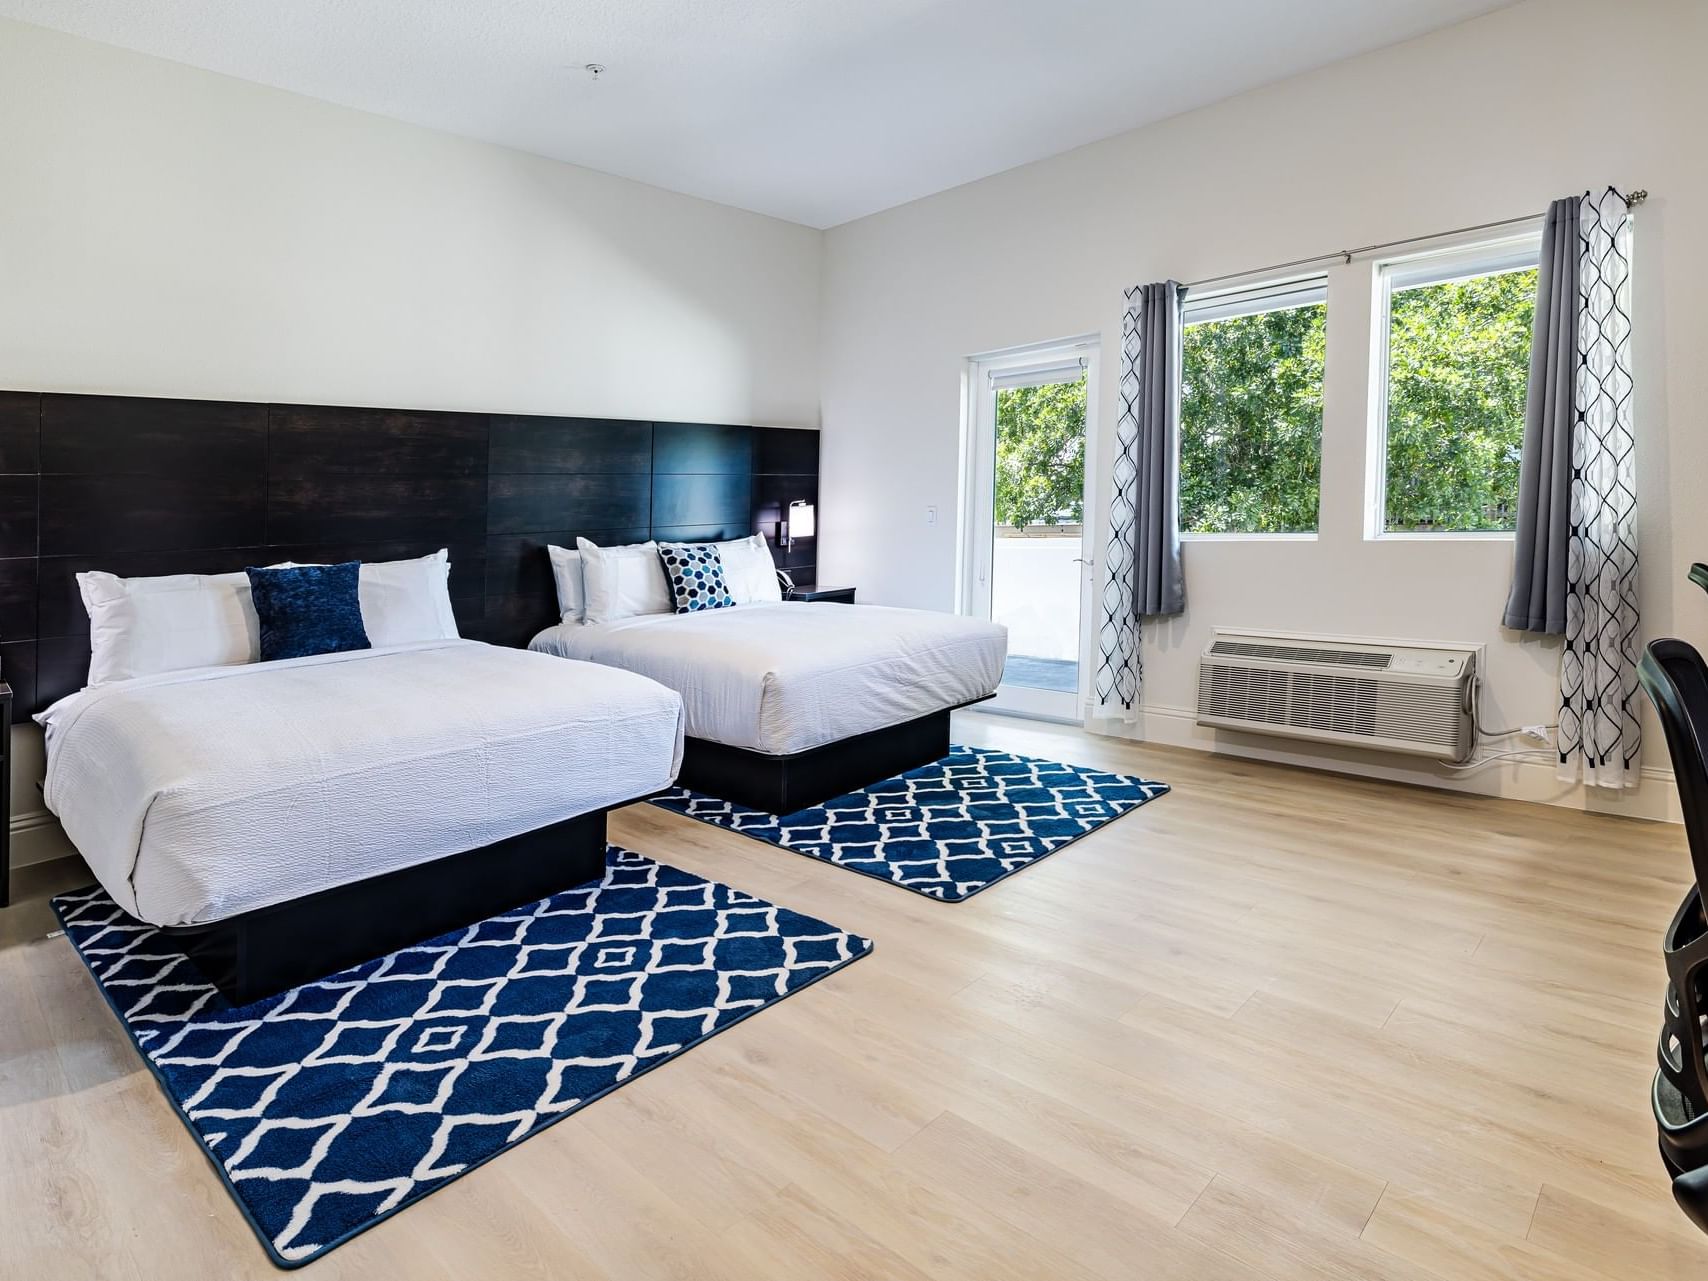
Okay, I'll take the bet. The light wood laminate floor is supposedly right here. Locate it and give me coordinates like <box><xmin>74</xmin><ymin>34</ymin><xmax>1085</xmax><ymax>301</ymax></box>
<box><xmin>3</xmin><ymin>713</ymin><xmax>1705</xmax><ymax>1280</ymax></box>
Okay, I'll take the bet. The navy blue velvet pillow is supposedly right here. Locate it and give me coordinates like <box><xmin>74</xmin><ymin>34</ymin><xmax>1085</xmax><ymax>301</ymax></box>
<box><xmin>245</xmin><ymin>561</ymin><xmax>371</xmax><ymax>662</ymax></box>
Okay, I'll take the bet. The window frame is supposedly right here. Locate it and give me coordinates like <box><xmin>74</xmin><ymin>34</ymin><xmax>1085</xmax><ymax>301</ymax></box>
<box><xmin>959</xmin><ymin>335</ymin><xmax>1102</xmax><ymax>722</ymax></box>
<box><xmin>1178</xmin><ymin>273</ymin><xmax>1329</xmax><ymax>542</ymax></box>
<box><xmin>1365</xmin><ymin>233</ymin><xmax>1542</xmax><ymax>541</ymax></box>
<box><xmin>958</xmin><ymin>335</ymin><xmax>1101</xmax><ymax>616</ymax></box>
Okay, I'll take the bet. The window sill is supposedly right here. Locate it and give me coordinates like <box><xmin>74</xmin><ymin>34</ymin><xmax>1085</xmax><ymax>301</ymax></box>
<box><xmin>1180</xmin><ymin>532</ymin><xmax>1318</xmax><ymax>543</ymax></box>
<box><xmin>1370</xmin><ymin>531</ymin><xmax>1516</xmax><ymax>542</ymax></box>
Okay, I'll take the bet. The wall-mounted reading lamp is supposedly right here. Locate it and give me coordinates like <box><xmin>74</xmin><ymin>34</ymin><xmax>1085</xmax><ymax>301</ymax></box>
<box><xmin>784</xmin><ymin>500</ymin><xmax>815</xmax><ymax>549</ymax></box>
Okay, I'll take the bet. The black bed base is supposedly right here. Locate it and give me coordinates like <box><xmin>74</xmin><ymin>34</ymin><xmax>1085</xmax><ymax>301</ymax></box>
<box><xmin>162</xmin><ymin>808</ymin><xmax>613</xmax><ymax>1005</ymax></box>
<box><xmin>678</xmin><ymin>704</ymin><xmax>966</xmax><ymax>815</ymax></box>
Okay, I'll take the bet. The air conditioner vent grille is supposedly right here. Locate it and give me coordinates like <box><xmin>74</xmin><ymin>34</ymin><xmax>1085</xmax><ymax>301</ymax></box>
<box><xmin>1208</xmin><ymin>639</ymin><xmax>1392</xmax><ymax>669</ymax></box>
<box><xmin>1199</xmin><ymin>668</ymin><xmax>1462</xmax><ymax>746</ymax></box>
<box><xmin>1196</xmin><ymin>632</ymin><xmax>1476</xmax><ymax>762</ymax></box>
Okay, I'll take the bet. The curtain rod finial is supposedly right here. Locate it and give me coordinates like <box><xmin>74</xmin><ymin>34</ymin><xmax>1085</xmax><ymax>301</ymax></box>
<box><xmin>1627</xmin><ymin>189</ymin><xmax>1648</xmax><ymax>206</ymax></box>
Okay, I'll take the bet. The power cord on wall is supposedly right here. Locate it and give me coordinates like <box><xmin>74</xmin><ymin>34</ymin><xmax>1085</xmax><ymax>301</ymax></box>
<box><xmin>1437</xmin><ymin>677</ymin><xmax>1558</xmax><ymax>774</ymax></box>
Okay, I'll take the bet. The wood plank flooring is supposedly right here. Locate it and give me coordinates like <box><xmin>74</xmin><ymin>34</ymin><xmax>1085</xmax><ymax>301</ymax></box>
<box><xmin>2</xmin><ymin>713</ymin><xmax>1705</xmax><ymax>1280</ymax></box>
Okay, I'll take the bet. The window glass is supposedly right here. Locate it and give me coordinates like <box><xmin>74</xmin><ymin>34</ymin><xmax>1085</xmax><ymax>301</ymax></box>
<box><xmin>1181</xmin><ymin>281</ymin><xmax>1326</xmax><ymax>534</ymax></box>
<box><xmin>1379</xmin><ymin>248</ymin><xmax>1538</xmax><ymax>533</ymax></box>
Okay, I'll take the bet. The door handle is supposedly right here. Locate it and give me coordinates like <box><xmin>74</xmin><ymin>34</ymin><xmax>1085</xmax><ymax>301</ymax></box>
<box><xmin>1073</xmin><ymin>557</ymin><xmax>1095</xmax><ymax>566</ymax></box>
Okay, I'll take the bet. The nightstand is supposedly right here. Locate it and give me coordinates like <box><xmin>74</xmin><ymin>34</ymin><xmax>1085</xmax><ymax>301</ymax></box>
<box><xmin>0</xmin><ymin>680</ymin><xmax>10</xmax><ymax>908</ymax></box>
<box><xmin>789</xmin><ymin>585</ymin><xmax>856</xmax><ymax>604</ymax></box>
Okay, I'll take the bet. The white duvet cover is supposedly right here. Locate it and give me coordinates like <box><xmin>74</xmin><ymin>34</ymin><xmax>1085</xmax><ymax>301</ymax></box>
<box><xmin>529</xmin><ymin>602</ymin><xmax>1007</xmax><ymax>756</ymax></box>
<box><xmin>38</xmin><ymin>640</ymin><xmax>685</xmax><ymax>927</ymax></box>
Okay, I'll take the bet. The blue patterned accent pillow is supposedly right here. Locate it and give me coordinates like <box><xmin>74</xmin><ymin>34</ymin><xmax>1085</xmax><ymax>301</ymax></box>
<box><xmin>656</xmin><ymin>542</ymin><xmax>737</xmax><ymax>614</ymax></box>
<box><xmin>245</xmin><ymin>561</ymin><xmax>372</xmax><ymax>662</ymax></box>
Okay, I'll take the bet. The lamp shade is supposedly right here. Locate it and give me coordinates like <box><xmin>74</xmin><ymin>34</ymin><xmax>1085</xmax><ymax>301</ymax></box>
<box><xmin>788</xmin><ymin>500</ymin><xmax>816</xmax><ymax>540</ymax></box>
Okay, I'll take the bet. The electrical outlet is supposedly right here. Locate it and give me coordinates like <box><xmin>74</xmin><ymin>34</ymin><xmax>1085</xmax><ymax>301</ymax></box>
<box><xmin>1522</xmin><ymin>724</ymin><xmax>1552</xmax><ymax>744</ymax></box>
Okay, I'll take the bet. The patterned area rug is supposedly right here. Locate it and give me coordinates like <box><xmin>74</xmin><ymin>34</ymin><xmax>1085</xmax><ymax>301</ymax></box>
<box><xmin>651</xmin><ymin>745</ymin><xmax>1169</xmax><ymax>901</ymax></box>
<box><xmin>53</xmin><ymin>848</ymin><xmax>870</xmax><ymax>1268</ymax></box>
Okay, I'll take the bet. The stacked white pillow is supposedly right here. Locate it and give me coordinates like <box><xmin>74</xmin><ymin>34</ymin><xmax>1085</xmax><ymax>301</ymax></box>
<box><xmin>555</xmin><ymin>532</ymin><xmax>782</xmax><ymax>624</ymax></box>
<box><xmin>78</xmin><ymin>570</ymin><xmax>262</xmax><ymax>687</ymax></box>
<box><xmin>574</xmin><ymin>538</ymin><xmax>673</xmax><ymax>624</ymax></box>
<box><xmin>77</xmin><ymin>549</ymin><xmax>460</xmax><ymax>686</ymax></box>
<box><xmin>716</xmin><ymin>532</ymin><xmax>784</xmax><ymax>605</ymax></box>
<box><xmin>546</xmin><ymin>543</ymin><xmax>588</xmax><ymax>622</ymax></box>
<box><xmin>347</xmin><ymin>549</ymin><xmax>460</xmax><ymax>648</ymax></box>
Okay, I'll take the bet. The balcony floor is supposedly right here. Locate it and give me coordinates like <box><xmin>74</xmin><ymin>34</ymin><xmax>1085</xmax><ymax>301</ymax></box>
<box><xmin>1002</xmin><ymin>654</ymin><xmax>1078</xmax><ymax>693</ymax></box>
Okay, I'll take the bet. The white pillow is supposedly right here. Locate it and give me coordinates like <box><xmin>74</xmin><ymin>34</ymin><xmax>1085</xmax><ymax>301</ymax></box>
<box><xmin>715</xmin><ymin>532</ymin><xmax>783</xmax><ymax>605</ymax></box>
<box><xmin>272</xmin><ymin>550</ymin><xmax>459</xmax><ymax>646</ymax></box>
<box><xmin>78</xmin><ymin>570</ymin><xmax>261</xmax><ymax>686</ymax></box>
<box><xmin>356</xmin><ymin>550</ymin><xmax>459</xmax><ymax>646</ymax></box>
<box><xmin>546</xmin><ymin>544</ymin><xmax>586</xmax><ymax>623</ymax></box>
<box><xmin>576</xmin><ymin>538</ymin><xmax>672</xmax><ymax>623</ymax></box>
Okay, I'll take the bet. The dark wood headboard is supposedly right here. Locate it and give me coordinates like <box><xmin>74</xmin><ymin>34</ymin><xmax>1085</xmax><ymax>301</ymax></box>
<box><xmin>0</xmin><ymin>391</ymin><xmax>819</xmax><ymax>714</ymax></box>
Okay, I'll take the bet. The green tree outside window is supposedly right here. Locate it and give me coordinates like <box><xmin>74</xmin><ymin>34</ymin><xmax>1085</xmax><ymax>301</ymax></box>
<box><xmin>994</xmin><ymin>378</ymin><xmax>1086</xmax><ymax>528</ymax></box>
<box><xmin>989</xmin><ymin>266</ymin><xmax>1535</xmax><ymax>537</ymax></box>
<box><xmin>1181</xmin><ymin>302</ymin><xmax>1326</xmax><ymax>533</ymax></box>
<box><xmin>1383</xmin><ymin>268</ymin><xmax>1536</xmax><ymax>531</ymax></box>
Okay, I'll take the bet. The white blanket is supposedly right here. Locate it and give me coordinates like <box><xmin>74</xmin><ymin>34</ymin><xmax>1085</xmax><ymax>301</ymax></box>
<box><xmin>529</xmin><ymin>602</ymin><xmax>1006</xmax><ymax>755</ymax></box>
<box><xmin>37</xmin><ymin>640</ymin><xmax>684</xmax><ymax>927</ymax></box>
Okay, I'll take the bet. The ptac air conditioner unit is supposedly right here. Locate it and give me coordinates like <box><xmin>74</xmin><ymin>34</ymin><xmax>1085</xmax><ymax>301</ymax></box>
<box><xmin>1196</xmin><ymin>630</ymin><xmax>1476</xmax><ymax>762</ymax></box>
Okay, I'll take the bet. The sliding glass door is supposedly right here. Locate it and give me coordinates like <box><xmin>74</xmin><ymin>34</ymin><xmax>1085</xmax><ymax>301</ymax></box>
<box><xmin>964</xmin><ymin>340</ymin><xmax>1099</xmax><ymax>722</ymax></box>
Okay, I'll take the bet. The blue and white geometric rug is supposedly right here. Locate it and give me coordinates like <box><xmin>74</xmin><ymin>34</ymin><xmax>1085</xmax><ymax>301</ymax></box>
<box><xmin>650</xmin><ymin>745</ymin><xmax>1169</xmax><ymax>901</ymax></box>
<box><xmin>52</xmin><ymin>847</ymin><xmax>870</xmax><ymax>1269</ymax></box>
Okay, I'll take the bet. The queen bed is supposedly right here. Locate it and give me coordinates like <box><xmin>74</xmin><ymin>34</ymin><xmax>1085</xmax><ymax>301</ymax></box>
<box><xmin>41</xmin><ymin>639</ymin><xmax>682</xmax><ymax>926</ymax></box>
<box><xmin>39</xmin><ymin>582</ymin><xmax>684</xmax><ymax>1002</ymax></box>
<box><xmin>530</xmin><ymin>597</ymin><xmax>1006</xmax><ymax>812</ymax></box>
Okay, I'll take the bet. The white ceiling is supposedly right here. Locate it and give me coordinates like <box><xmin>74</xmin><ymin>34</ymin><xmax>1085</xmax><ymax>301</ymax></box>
<box><xmin>1</xmin><ymin>0</ymin><xmax>1515</xmax><ymax>228</ymax></box>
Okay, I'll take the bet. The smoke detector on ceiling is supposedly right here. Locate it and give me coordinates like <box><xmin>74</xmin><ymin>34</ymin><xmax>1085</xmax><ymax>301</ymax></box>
<box><xmin>583</xmin><ymin>63</ymin><xmax>607</xmax><ymax>82</ymax></box>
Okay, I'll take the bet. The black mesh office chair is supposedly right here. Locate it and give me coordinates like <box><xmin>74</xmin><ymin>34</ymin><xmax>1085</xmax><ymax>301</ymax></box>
<box><xmin>1637</xmin><ymin>636</ymin><xmax>1708</xmax><ymax>1230</ymax></box>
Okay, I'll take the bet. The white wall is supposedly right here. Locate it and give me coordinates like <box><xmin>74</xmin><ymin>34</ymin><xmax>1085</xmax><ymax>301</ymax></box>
<box><xmin>819</xmin><ymin>0</ymin><xmax>1708</xmax><ymax>818</ymax></box>
<box><xmin>0</xmin><ymin>20</ymin><xmax>821</xmax><ymax>421</ymax></box>
<box><xmin>0</xmin><ymin>18</ymin><xmax>824</xmax><ymax>862</ymax></box>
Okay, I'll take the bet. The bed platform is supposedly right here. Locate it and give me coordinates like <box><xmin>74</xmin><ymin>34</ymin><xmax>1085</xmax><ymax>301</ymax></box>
<box><xmin>163</xmin><ymin>806</ymin><xmax>617</xmax><ymax>1004</ymax></box>
<box><xmin>680</xmin><ymin>706</ymin><xmax>952</xmax><ymax>815</ymax></box>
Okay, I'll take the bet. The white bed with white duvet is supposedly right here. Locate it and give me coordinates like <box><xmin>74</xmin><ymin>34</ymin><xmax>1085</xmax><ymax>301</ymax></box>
<box><xmin>529</xmin><ymin>602</ymin><xmax>1004</xmax><ymax>756</ymax></box>
<box><xmin>37</xmin><ymin>547</ymin><xmax>687</xmax><ymax>1005</ymax></box>
<box><xmin>530</xmin><ymin>533</ymin><xmax>1006</xmax><ymax>812</ymax></box>
<box><xmin>40</xmin><ymin>639</ymin><xmax>683</xmax><ymax>929</ymax></box>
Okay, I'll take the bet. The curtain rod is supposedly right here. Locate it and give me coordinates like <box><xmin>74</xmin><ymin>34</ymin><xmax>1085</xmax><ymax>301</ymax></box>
<box><xmin>1182</xmin><ymin>187</ymin><xmax>1647</xmax><ymax>292</ymax></box>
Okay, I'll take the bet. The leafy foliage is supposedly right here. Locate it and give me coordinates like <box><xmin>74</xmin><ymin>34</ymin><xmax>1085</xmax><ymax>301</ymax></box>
<box><xmin>1383</xmin><ymin>268</ymin><xmax>1536</xmax><ymax>531</ymax></box>
<box><xmin>994</xmin><ymin>379</ymin><xmax>1086</xmax><ymax>527</ymax></box>
<box><xmin>993</xmin><ymin>267</ymin><xmax>1536</xmax><ymax>537</ymax></box>
<box><xmin>1180</xmin><ymin>302</ymin><xmax>1326</xmax><ymax>533</ymax></box>
<box><xmin>1178</xmin><ymin>266</ymin><xmax>1536</xmax><ymax>535</ymax></box>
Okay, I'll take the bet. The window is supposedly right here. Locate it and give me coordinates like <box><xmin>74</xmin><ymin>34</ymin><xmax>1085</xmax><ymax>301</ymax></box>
<box><xmin>1180</xmin><ymin>278</ymin><xmax>1326</xmax><ymax>535</ymax></box>
<box><xmin>1375</xmin><ymin>239</ymin><xmax>1539</xmax><ymax>534</ymax></box>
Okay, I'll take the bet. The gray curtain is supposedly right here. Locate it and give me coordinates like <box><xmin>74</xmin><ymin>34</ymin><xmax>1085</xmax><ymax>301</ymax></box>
<box><xmin>1501</xmin><ymin>197</ymin><xmax>1580</xmax><ymax>633</ymax></box>
<box><xmin>1095</xmin><ymin>280</ymin><xmax>1186</xmax><ymax>719</ymax></box>
<box><xmin>1132</xmin><ymin>281</ymin><xmax>1187</xmax><ymax>617</ymax></box>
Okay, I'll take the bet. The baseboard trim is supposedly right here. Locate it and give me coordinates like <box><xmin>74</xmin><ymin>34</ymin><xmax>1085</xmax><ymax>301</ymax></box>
<box><xmin>1084</xmin><ymin>701</ymin><xmax>1681</xmax><ymax>824</ymax></box>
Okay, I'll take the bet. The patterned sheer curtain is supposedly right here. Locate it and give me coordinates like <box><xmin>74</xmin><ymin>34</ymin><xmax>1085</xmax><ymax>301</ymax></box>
<box><xmin>1095</xmin><ymin>282</ymin><xmax>1186</xmax><ymax>722</ymax></box>
<box><xmin>1557</xmin><ymin>187</ymin><xmax>1639</xmax><ymax>787</ymax></box>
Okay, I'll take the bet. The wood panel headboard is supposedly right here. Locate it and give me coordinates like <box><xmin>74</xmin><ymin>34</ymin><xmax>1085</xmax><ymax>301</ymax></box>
<box><xmin>0</xmin><ymin>391</ymin><xmax>820</xmax><ymax>714</ymax></box>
